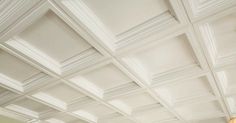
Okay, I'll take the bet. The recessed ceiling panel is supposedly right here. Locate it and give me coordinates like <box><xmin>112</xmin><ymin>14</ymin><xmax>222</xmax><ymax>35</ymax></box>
<box><xmin>132</xmin><ymin>106</ymin><xmax>176</xmax><ymax>123</ymax></box>
<box><xmin>175</xmin><ymin>101</ymin><xmax>224</xmax><ymax>120</ymax></box>
<box><xmin>121</xmin><ymin>34</ymin><xmax>200</xmax><ymax>85</ymax></box>
<box><xmin>0</xmin><ymin>87</ymin><xmax>19</xmax><ymax>105</ymax></box>
<box><xmin>44</xmin><ymin>112</ymin><xmax>87</xmax><ymax>123</ymax></box>
<box><xmin>68</xmin><ymin>62</ymin><xmax>140</xmax><ymax>98</ymax></box>
<box><xmin>211</xmin><ymin>14</ymin><xmax>236</xmax><ymax>58</ymax></box>
<box><xmin>18</xmin><ymin>11</ymin><xmax>92</xmax><ymax>63</ymax></box>
<box><xmin>195</xmin><ymin>8</ymin><xmax>236</xmax><ymax>67</ymax></box>
<box><xmin>5</xmin><ymin>97</ymin><xmax>57</xmax><ymax>119</ymax></box>
<box><xmin>32</xmin><ymin>82</ymin><xmax>88</xmax><ymax>110</ymax></box>
<box><xmin>82</xmin><ymin>0</ymin><xmax>169</xmax><ymax>35</ymax></box>
<box><xmin>0</xmin><ymin>49</ymin><xmax>51</xmax><ymax>92</ymax></box>
<box><xmin>108</xmin><ymin>91</ymin><xmax>158</xmax><ymax>114</ymax></box>
<box><xmin>154</xmin><ymin>76</ymin><xmax>215</xmax><ymax>106</ymax></box>
<box><xmin>5</xmin><ymin>10</ymin><xmax>104</xmax><ymax>75</ymax></box>
<box><xmin>60</xmin><ymin>0</ymin><xmax>186</xmax><ymax>50</ymax></box>
<box><xmin>72</xmin><ymin>103</ymin><xmax>115</xmax><ymax>123</ymax></box>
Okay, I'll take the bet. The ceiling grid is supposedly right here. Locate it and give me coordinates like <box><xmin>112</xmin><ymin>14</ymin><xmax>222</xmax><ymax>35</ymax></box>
<box><xmin>0</xmin><ymin>0</ymin><xmax>236</xmax><ymax>123</ymax></box>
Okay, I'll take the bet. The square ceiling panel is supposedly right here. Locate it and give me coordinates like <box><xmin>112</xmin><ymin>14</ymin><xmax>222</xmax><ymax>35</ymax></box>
<box><xmin>132</xmin><ymin>105</ymin><xmax>176</xmax><ymax>123</ymax></box>
<box><xmin>4</xmin><ymin>97</ymin><xmax>57</xmax><ymax>119</ymax></box>
<box><xmin>154</xmin><ymin>75</ymin><xmax>216</xmax><ymax>106</ymax></box>
<box><xmin>59</xmin><ymin>0</ymin><xmax>187</xmax><ymax>50</ymax></box>
<box><xmin>120</xmin><ymin>32</ymin><xmax>204</xmax><ymax>85</ymax></box>
<box><xmin>72</xmin><ymin>102</ymin><xmax>115</xmax><ymax>123</ymax></box>
<box><xmin>175</xmin><ymin>100</ymin><xmax>225</xmax><ymax>121</ymax></box>
<box><xmin>195</xmin><ymin>8</ymin><xmax>236</xmax><ymax>67</ymax></box>
<box><xmin>0</xmin><ymin>49</ymin><xmax>51</xmax><ymax>93</ymax></box>
<box><xmin>31</xmin><ymin>82</ymin><xmax>89</xmax><ymax>111</ymax></box>
<box><xmin>68</xmin><ymin>61</ymin><xmax>140</xmax><ymax>99</ymax></box>
<box><xmin>108</xmin><ymin>91</ymin><xmax>159</xmax><ymax>115</ymax></box>
<box><xmin>82</xmin><ymin>0</ymin><xmax>169</xmax><ymax>35</ymax></box>
<box><xmin>4</xmin><ymin>10</ymin><xmax>105</xmax><ymax>75</ymax></box>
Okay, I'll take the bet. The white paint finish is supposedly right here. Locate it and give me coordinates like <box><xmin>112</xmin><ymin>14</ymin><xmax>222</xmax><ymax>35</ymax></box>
<box><xmin>121</xmin><ymin>33</ymin><xmax>200</xmax><ymax>85</ymax></box>
<box><xmin>37</xmin><ymin>82</ymin><xmax>85</xmax><ymax>103</ymax></box>
<box><xmin>155</xmin><ymin>76</ymin><xmax>214</xmax><ymax>105</ymax></box>
<box><xmin>175</xmin><ymin>101</ymin><xmax>224</xmax><ymax>120</ymax></box>
<box><xmin>68</xmin><ymin>63</ymin><xmax>138</xmax><ymax>98</ymax></box>
<box><xmin>101</xmin><ymin>115</ymin><xmax>135</xmax><ymax>123</ymax></box>
<box><xmin>0</xmin><ymin>87</ymin><xmax>19</xmax><ymax>105</ymax></box>
<box><xmin>211</xmin><ymin>13</ymin><xmax>236</xmax><ymax>57</ymax></box>
<box><xmin>227</xmin><ymin>95</ymin><xmax>236</xmax><ymax>114</ymax></box>
<box><xmin>182</xmin><ymin>0</ymin><xmax>236</xmax><ymax>21</ymax></box>
<box><xmin>192</xmin><ymin>117</ymin><xmax>227</xmax><ymax>123</ymax></box>
<box><xmin>32</xmin><ymin>82</ymin><xmax>89</xmax><ymax>110</ymax></box>
<box><xmin>9</xmin><ymin>98</ymin><xmax>51</xmax><ymax>114</ymax></box>
<box><xmin>73</xmin><ymin>103</ymin><xmax>115</xmax><ymax>122</ymax></box>
<box><xmin>0</xmin><ymin>107</ymin><xmax>30</xmax><ymax>122</ymax></box>
<box><xmin>78</xmin><ymin>64</ymin><xmax>132</xmax><ymax>90</ymax></box>
<box><xmin>217</xmin><ymin>66</ymin><xmax>236</xmax><ymax>95</ymax></box>
<box><xmin>44</xmin><ymin>113</ymin><xmax>81</xmax><ymax>123</ymax></box>
<box><xmin>109</xmin><ymin>92</ymin><xmax>157</xmax><ymax>114</ymax></box>
<box><xmin>5</xmin><ymin>98</ymin><xmax>57</xmax><ymax>119</ymax></box>
<box><xmin>194</xmin><ymin>7</ymin><xmax>236</xmax><ymax>69</ymax></box>
<box><xmin>0</xmin><ymin>0</ymin><xmax>235</xmax><ymax>123</ymax></box>
<box><xmin>131</xmin><ymin>35</ymin><xmax>196</xmax><ymax>74</ymax></box>
<box><xmin>0</xmin><ymin>50</ymin><xmax>40</xmax><ymax>84</ymax></box>
<box><xmin>18</xmin><ymin>11</ymin><xmax>91</xmax><ymax>63</ymax></box>
<box><xmin>82</xmin><ymin>0</ymin><xmax>169</xmax><ymax>35</ymax></box>
<box><xmin>133</xmin><ymin>107</ymin><xmax>175</xmax><ymax>123</ymax></box>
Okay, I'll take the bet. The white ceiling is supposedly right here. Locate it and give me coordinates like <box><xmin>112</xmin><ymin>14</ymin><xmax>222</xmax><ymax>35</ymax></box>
<box><xmin>0</xmin><ymin>0</ymin><xmax>236</xmax><ymax>123</ymax></box>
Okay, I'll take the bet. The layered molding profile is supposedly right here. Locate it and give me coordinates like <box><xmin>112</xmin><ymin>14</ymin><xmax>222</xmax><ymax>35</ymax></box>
<box><xmin>0</xmin><ymin>48</ymin><xmax>52</xmax><ymax>93</ymax></box>
<box><xmin>182</xmin><ymin>0</ymin><xmax>236</xmax><ymax>21</ymax></box>
<box><xmin>117</xmin><ymin>28</ymin><xmax>208</xmax><ymax>86</ymax></box>
<box><xmin>31</xmin><ymin>82</ymin><xmax>91</xmax><ymax>111</ymax></box>
<box><xmin>0</xmin><ymin>1</ymin><xmax>109</xmax><ymax>75</ymax></box>
<box><xmin>0</xmin><ymin>0</ymin><xmax>235</xmax><ymax>123</ymax></box>
<box><xmin>194</xmin><ymin>6</ymin><xmax>236</xmax><ymax>68</ymax></box>
<box><xmin>67</xmin><ymin>60</ymin><xmax>141</xmax><ymax>99</ymax></box>
<box><xmin>3</xmin><ymin>97</ymin><xmax>58</xmax><ymax>120</ymax></box>
<box><xmin>54</xmin><ymin>0</ymin><xmax>188</xmax><ymax>51</ymax></box>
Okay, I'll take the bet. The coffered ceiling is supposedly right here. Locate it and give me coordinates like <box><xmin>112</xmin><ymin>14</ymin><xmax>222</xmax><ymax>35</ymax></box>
<box><xmin>0</xmin><ymin>0</ymin><xmax>236</xmax><ymax>123</ymax></box>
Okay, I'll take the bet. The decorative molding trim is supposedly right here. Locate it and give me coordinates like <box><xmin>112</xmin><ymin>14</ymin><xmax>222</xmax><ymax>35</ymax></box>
<box><xmin>194</xmin><ymin>7</ymin><xmax>236</xmax><ymax>68</ymax></box>
<box><xmin>0</xmin><ymin>72</ymin><xmax>50</xmax><ymax>93</ymax></box>
<box><xmin>5</xmin><ymin>104</ymin><xmax>39</xmax><ymax>118</ymax></box>
<box><xmin>182</xmin><ymin>0</ymin><xmax>236</xmax><ymax>22</ymax></box>
<box><xmin>0</xmin><ymin>1</ymin><xmax>109</xmax><ymax>76</ymax></box>
<box><xmin>6</xmin><ymin>37</ymin><xmax>103</xmax><ymax>75</ymax></box>
<box><xmin>118</xmin><ymin>28</ymin><xmax>208</xmax><ymax>86</ymax></box>
<box><xmin>56</xmin><ymin>0</ymin><xmax>188</xmax><ymax>51</ymax></box>
<box><xmin>32</xmin><ymin>92</ymin><xmax>67</xmax><ymax>110</ymax></box>
<box><xmin>0</xmin><ymin>0</ymin><xmax>42</xmax><ymax>34</ymax></box>
<box><xmin>0</xmin><ymin>107</ymin><xmax>30</xmax><ymax>122</ymax></box>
